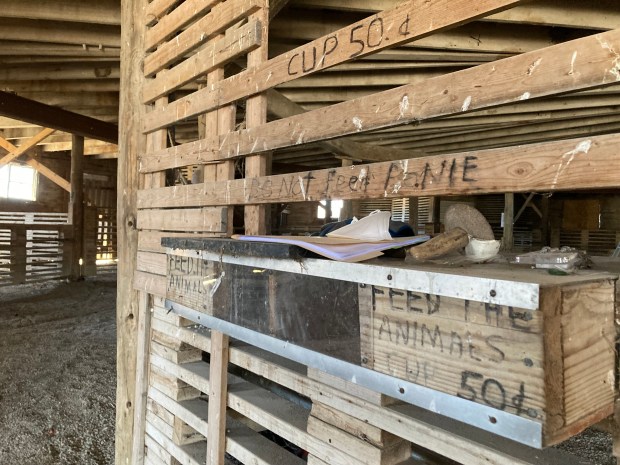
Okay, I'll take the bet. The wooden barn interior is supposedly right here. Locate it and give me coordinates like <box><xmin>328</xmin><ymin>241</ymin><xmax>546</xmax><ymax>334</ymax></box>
<box><xmin>1</xmin><ymin>1</ymin><xmax>620</xmax><ymax>464</ymax></box>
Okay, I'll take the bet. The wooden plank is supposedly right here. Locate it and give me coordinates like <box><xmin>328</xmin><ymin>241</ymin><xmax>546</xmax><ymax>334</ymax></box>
<box><xmin>244</xmin><ymin>3</ymin><xmax>270</xmax><ymax>236</ymax></box>
<box><xmin>143</xmin><ymin>19</ymin><xmax>263</xmax><ymax>104</ymax></box>
<box><xmin>307</xmin><ymin>415</ymin><xmax>411</xmax><ymax>465</ymax></box>
<box><xmin>266</xmin><ymin>88</ymin><xmax>426</xmax><ymax>163</ymax></box>
<box><xmin>206</xmin><ymin>331</ymin><xmax>229</xmax><ymax>465</ymax></box>
<box><xmin>131</xmin><ymin>292</ymin><xmax>153</xmax><ymax>465</ymax></box>
<box><xmin>143</xmin><ymin>0</ymin><xmax>261</xmax><ymax>77</ymax></box>
<box><xmin>0</xmin><ymin>92</ymin><xmax>117</xmax><ymax>143</ymax></box>
<box><xmin>310</xmin><ymin>402</ymin><xmax>402</xmax><ymax>449</ymax></box>
<box><xmin>148</xmin><ymin>387</ymin><xmax>307</xmax><ymax>465</ymax></box>
<box><xmin>0</xmin><ymin>127</ymin><xmax>55</xmax><ymax>167</ymax></box>
<box><xmin>138</xmin><ymin>133</ymin><xmax>620</xmax><ymax>209</ymax></box>
<box><xmin>145</xmin><ymin>0</ymin><xmax>220</xmax><ymax>51</ymax></box>
<box><xmin>145</xmin><ymin>0</ymin><xmax>180</xmax><ymax>26</ymax></box>
<box><xmin>142</xmin><ymin>28</ymin><xmax>620</xmax><ymax>163</ymax></box>
<box><xmin>219</xmin><ymin>29</ymin><xmax>620</xmax><ymax>158</ymax></box>
<box><xmin>134</xmin><ymin>270</ymin><xmax>167</xmax><ymax>297</ymax></box>
<box><xmin>137</xmin><ymin>251</ymin><xmax>168</xmax><ymax>275</ymax></box>
<box><xmin>547</xmin><ymin>281</ymin><xmax>616</xmax><ymax>444</ymax></box>
<box><xmin>150</xmin><ymin>340</ymin><xmax>203</xmax><ymax>365</ymax></box>
<box><xmin>142</xmin><ymin>0</ymin><xmax>529</xmax><ymax>131</ymax></box>
<box><xmin>116</xmin><ymin>0</ymin><xmax>148</xmax><ymax>458</ymax></box>
<box><xmin>137</xmin><ymin>207</ymin><xmax>227</xmax><ymax>232</ymax></box>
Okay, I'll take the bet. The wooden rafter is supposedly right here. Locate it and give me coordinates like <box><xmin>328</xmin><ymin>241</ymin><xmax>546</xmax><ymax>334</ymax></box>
<box><xmin>0</xmin><ymin>127</ymin><xmax>56</xmax><ymax>167</ymax></box>
<box><xmin>0</xmin><ymin>91</ymin><xmax>118</xmax><ymax>143</ymax></box>
<box><xmin>267</xmin><ymin>88</ymin><xmax>425</xmax><ymax>162</ymax></box>
<box><xmin>0</xmin><ymin>129</ymin><xmax>71</xmax><ymax>192</ymax></box>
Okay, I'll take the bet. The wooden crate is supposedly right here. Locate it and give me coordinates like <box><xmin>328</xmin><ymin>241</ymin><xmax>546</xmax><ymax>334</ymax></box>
<box><xmin>359</xmin><ymin>270</ymin><xmax>616</xmax><ymax>447</ymax></box>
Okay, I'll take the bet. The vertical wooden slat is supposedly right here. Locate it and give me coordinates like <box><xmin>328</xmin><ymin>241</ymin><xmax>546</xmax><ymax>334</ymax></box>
<box><xmin>206</xmin><ymin>330</ymin><xmax>230</xmax><ymax>465</ymax></box>
<box><xmin>408</xmin><ymin>197</ymin><xmax>419</xmax><ymax>234</ymax></box>
<box><xmin>244</xmin><ymin>1</ymin><xmax>270</xmax><ymax>235</ymax></box>
<box><xmin>131</xmin><ymin>292</ymin><xmax>152</xmax><ymax>464</ymax></box>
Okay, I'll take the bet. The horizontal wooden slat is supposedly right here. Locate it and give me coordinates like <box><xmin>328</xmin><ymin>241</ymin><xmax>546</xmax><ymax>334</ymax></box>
<box><xmin>148</xmin><ymin>387</ymin><xmax>307</xmax><ymax>465</ymax></box>
<box><xmin>144</xmin><ymin>0</ymin><xmax>261</xmax><ymax>77</ymax></box>
<box><xmin>134</xmin><ymin>270</ymin><xmax>167</xmax><ymax>297</ymax></box>
<box><xmin>137</xmin><ymin>207</ymin><xmax>227</xmax><ymax>232</ymax></box>
<box><xmin>145</xmin><ymin>0</ymin><xmax>220</xmax><ymax>51</ymax></box>
<box><xmin>143</xmin><ymin>19</ymin><xmax>262</xmax><ymax>103</ymax></box>
<box><xmin>141</xmin><ymin>28</ymin><xmax>620</xmax><ymax>167</ymax></box>
<box><xmin>138</xmin><ymin>133</ymin><xmax>620</xmax><ymax>209</ymax></box>
<box><xmin>142</xmin><ymin>0</ymin><xmax>528</xmax><ymax>131</ymax></box>
<box><xmin>137</xmin><ymin>251</ymin><xmax>168</xmax><ymax>275</ymax></box>
<box><xmin>145</xmin><ymin>0</ymin><xmax>181</xmax><ymax>26</ymax></box>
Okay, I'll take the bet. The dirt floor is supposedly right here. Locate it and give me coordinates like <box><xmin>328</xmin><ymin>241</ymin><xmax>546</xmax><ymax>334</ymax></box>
<box><xmin>0</xmin><ymin>274</ymin><xmax>116</xmax><ymax>465</ymax></box>
<box><xmin>0</xmin><ymin>272</ymin><xmax>616</xmax><ymax>465</ymax></box>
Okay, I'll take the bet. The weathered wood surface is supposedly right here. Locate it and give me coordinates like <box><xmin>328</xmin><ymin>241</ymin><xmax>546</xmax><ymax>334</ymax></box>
<box><xmin>145</xmin><ymin>0</ymin><xmax>220</xmax><ymax>51</ymax></box>
<box><xmin>116</xmin><ymin>0</ymin><xmax>146</xmax><ymax>462</ymax></box>
<box><xmin>360</xmin><ymin>278</ymin><xmax>616</xmax><ymax>446</ymax></box>
<box><xmin>142</xmin><ymin>20</ymin><xmax>262</xmax><ymax>103</ymax></box>
<box><xmin>141</xmin><ymin>0</ymin><xmax>528</xmax><ymax>132</ymax></box>
<box><xmin>143</xmin><ymin>0</ymin><xmax>261</xmax><ymax>76</ymax></box>
<box><xmin>138</xmin><ymin>133</ymin><xmax>620</xmax><ymax>209</ymax></box>
<box><xmin>137</xmin><ymin>207</ymin><xmax>228</xmax><ymax>233</ymax></box>
<box><xmin>141</xmin><ymin>28</ymin><xmax>620</xmax><ymax>168</ymax></box>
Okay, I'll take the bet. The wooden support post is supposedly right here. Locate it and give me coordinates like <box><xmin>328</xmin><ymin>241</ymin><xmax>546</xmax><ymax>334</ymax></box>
<box><xmin>408</xmin><ymin>197</ymin><xmax>419</xmax><ymax>234</ymax></box>
<box><xmin>116</xmin><ymin>0</ymin><xmax>147</xmax><ymax>462</ymax></box>
<box><xmin>339</xmin><ymin>159</ymin><xmax>353</xmax><ymax>221</ymax></box>
<box><xmin>206</xmin><ymin>330</ymin><xmax>230</xmax><ymax>465</ymax></box>
<box><xmin>69</xmin><ymin>134</ymin><xmax>84</xmax><ymax>279</ymax></box>
<box><xmin>503</xmin><ymin>193</ymin><xmax>514</xmax><ymax>251</ymax></box>
<box><xmin>11</xmin><ymin>226</ymin><xmax>27</xmax><ymax>284</ymax></box>
<box><xmin>244</xmin><ymin>2</ymin><xmax>270</xmax><ymax>236</ymax></box>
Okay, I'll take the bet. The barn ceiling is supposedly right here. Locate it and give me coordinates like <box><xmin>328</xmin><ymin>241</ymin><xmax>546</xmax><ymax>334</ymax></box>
<box><xmin>0</xmin><ymin>0</ymin><xmax>618</xmax><ymax>169</ymax></box>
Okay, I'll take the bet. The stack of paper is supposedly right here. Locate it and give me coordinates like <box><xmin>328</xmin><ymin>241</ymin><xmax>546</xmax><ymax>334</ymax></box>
<box><xmin>233</xmin><ymin>235</ymin><xmax>430</xmax><ymax>262</ymax></box>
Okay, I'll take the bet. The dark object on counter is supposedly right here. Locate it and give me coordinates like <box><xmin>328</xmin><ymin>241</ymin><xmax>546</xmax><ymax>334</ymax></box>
<box><xmin>316</xmin><ymin>218</ymin><xmax>414</xmax><ymax>237</ymax></box>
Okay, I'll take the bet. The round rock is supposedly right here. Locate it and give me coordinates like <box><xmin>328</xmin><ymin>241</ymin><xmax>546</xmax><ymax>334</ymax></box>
<box><xmin>444</xmin><ymin>204</ymin><xmax>495</xmax><ymax>240</ymax></box>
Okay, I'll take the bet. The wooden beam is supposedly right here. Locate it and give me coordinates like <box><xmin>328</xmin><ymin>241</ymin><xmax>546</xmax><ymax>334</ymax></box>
<box><xmin>142</xmin><ymin>28</ymin><xmax>620</xmax><ymax>170</ymax></box>
<box><xmin>0</xmin><ymin>127</ymin><xmax>56</xmax><ymax>167</ymax></box>
<box><xmin>267</xmin><ymin>88</ymin><xmax>425</xmax><ymax>162</ymax></box>
<box><xmin>0</xmin><ymin>64</ymin><xmax>120</xmax><ymax>81</ymax></box>
<box><xmin>143</xmin><ymin>0</ymin><xmax>262</xmax><ymax>76</ymax></box>
<box><xmin>69</xmin><ymin>135</ymin><xmax>85</xmax><ymax>279</ymax></box>
<box><xmin>0</xmin><ymin>92</ymin><xmax>117</xmax><ymax>144</ymax></box>
<box><xmin>116</xmin><ymin>0</ymin><xmax>147</xmax><ymax>462</ymax></box>
<box><xmin>0</xmin><ymin>40</ymin><xmax>120</xmax><ymax>56</ymax></box>
<box><xmin>143</xmin><ymin>0</ymin><xmax>529</xmax><ymax>132</ymax></box>
<box><xmin>24</xmin><ymin>157</ymin><xmax>71</xmax><ymax>192</ymax></box>
<box><xmin>0</xmin><ymin>18</ymin><xmax>120</xmax><ymax>48</ymax></box>
<box><xmin>0</xmin><ymin>128</ymin><xmax>71</xmax><ymax>191</ymax></box>
<box><xmin>137</xmin><ymin>133</ymin><xmax>620</xmax><ymax>209</ymax></box>
<box><xmin>295</xmin><ymin>0</ymin><xmax>619</xmax><ymax>30</ymax></box>
<box><xmin>244</xmin><ymin>3</ymin><xmax>271</xmax><ymax>235</ymax></box>
<box><xmin>0</xmin><ymin>0</ymin><xmax>120</xmax><ymax>25</ymax></box>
